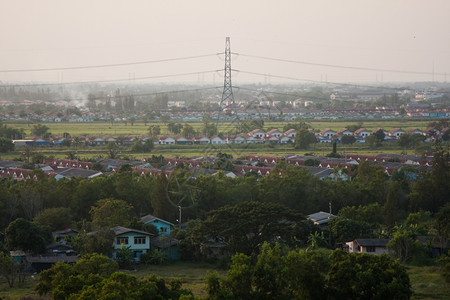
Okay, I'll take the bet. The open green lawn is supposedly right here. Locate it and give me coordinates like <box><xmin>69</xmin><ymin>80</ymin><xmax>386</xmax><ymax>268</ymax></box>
<box><xmin>408</xmin><ymin>265</ymin><xmax>450</xmax><ymax>300</ymax></box>
<box><xmin>131</xmin><ymin>262</ymin><xmax>227</xmax><ymax>298</ymax></box>
<box><xmin>0</xmin><ymin>276</ymin><xmax>47</xmax><ymax>300</ymax></box>
<box><xmin>0</xmin><ymin>263</ymin><xmax>447</xmax><ymax>299</ymax></box>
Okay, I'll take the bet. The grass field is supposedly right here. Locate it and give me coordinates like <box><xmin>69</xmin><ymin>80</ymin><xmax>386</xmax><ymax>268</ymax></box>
<box><xmin>407</xmin><ymin>265</ymin><xmax>450</xmax><ymax>299</ymax></box>
<box><xmin>0</xmin><ymin>262</ymin><xmax>446</xmax><ymax>299</ymax></box>
<box><xmin>2</xmin><ymin>140</ymin><xmax>426</xmax><ymax>163</ymax></box>
<box><xmin>5</xmin><ymin>119</ymin><xmax>432</xmax><ymax>138</ymax></box>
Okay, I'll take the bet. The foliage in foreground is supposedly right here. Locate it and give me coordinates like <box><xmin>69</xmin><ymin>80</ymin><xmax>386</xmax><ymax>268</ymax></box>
<box><xmin>206</xmin><ymin>243</ymin><xmax>412</xmax><ymax>300</ymax></box>
<box><xmin>35</xmin><ymin>253</ymin><xmax>192</xmax><ymax>300</ymax></box>
<box><xmin>438</xmin><ymin>252</ymin><xmax>450</xmax><ymax>283</ymax></box>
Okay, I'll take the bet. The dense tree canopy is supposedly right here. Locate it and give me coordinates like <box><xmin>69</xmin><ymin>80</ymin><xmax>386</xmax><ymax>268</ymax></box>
<box><xmin>35</xmin><ymin>253</ymin><xmax>191</xmax><ymax>299</ymax></box>
<box><xmin>0</xmin><ymin>146</ymin><xmax>447</xmax><ymax>267</ymax></box>
<box><xmin>294</xmin><ymin>128</ymin><xmax>317</xmax><ymax>149</ymax></box>
<box><xmin>5</xmin><ymin>218</ymin><xmax>52</xmax><ymax>253</ymax></box>
<box><xmin>206</xmin><ymin>243</ymin><xmax>412</xmax><ymax>300</ymax></box>
<box><xmin>0</xmin><ymin>137</ymin><xmax>14</xmax><ymax>153</ymax></box>
<box><xmin>195</xmin><ymin>201</ymin><xmax>302</xmax><ymax>256</ymax></box>
<box><xmin>31</xmin><ymin>123</ymin><xmax>51</xmax><ymax>138</ymax></box>
<box><xmin>89</xmin><ymin>198</ymin><xmax>134</xmax><ymax>229</ymax></box>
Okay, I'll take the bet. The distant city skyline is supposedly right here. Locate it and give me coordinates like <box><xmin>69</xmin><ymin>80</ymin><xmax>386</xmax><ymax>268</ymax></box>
<box><xmin>1</xmin><ymin>0</ymin><xmax>449</xmax><ymax>84</ymax></box>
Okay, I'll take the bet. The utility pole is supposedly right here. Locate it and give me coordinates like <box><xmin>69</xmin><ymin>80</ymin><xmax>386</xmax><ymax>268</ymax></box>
<box><xmin>178</xmin><ymin>205</ymin><xmax>182</xmax><ymax>229</ymax></box>
<box><xmin>220</xmin><ymin>37</ymin><xmax>235</xmax><ymax>113</ymax></box>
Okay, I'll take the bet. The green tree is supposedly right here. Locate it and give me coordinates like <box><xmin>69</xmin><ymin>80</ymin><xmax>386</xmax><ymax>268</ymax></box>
<box><xmin>115</xmin><ymin>245</ymin><xmax>134</xmax><ymax>269</ymax></box>
<box><xmin>202</xmin><ymin>122</ymin><xmax>218</xmax><ymax>137</ymax></box>
<box><xmin>401</xmin><ymin>133</ymin><xmax>426</xmax><ymax>150</ymax></box>
<box><xmin>72</xmin><ymin>229</ymin><xmax>115</xmax><ymax>256</ymax></box>
<box><xmin>5</xmin><ymin>218</ymin><xmax>52</xmax><ymax>253</ymax></box>
<box><xmin>168</xmin><ymin>122</ymin><xmax>182</xmax><ymax>134</ymax></box>
<box><xmin>294</xmin><ymin>128</ymin><xmax>316</xmax><ymax>149</ymax></box>
<box><xmin>0</xmin><ymin>137</ymin><xmax>14</xmax><ymax>152</ymax></box>
<box><xmin>31</xmin><ymin>123</ymin><xmax>51</xmax><ymax>138</ymax></box>
<box><xmin>442</xmin><ymin>128</ymin><xmax>450</xmax><ymax>141</ymax></box>
<box><xmin>383</xmin><ymin>181</ymin><xmax>409</xmax><ymax>226</ymax></box>
<box><xmin>106</xmin><ymin>141</ymin><xmax>119</xmax><ymax>159</ymax></box>
<box><xmin>205</xmin><ymin>271</ymin><xmax>232</xmax><ymax>300</ymax></box>
<box><xmin>283</xmin><ymin>121</ymin><xmax>310</xmax><ymax>132</ymax></box>
<box><xmin>338</xmin><ymin>203</ymin><xmax>384</xmax><ymax>228</ymax></box>
<box><xmin>92</xmin><ymin>161</ymin><xmax>103</xmax><ymax>171</ymax></box>
<box><xmin>33</xmin><ymin>207</ymin><xmax>73</xmax><ymax>231</ymax></box>
<box><xmin>151</xmin><ymin>174</ymin><xmax>178</xmax><ymax>222</ymax></box>
<box><xmin>208</xmin><ymin>245</ymin><xmax>411</xmax><ymax>300</ymax></box>
<box><xmin>409</xmin><ymin>142</ymin><xmax>449</xmax><ymax>212</ymax></box>
<box><xmin>285</xmin><ymin>248</ymin><xmax>330</xmax><ymax>300</ymax></box>
<box><xmin>160</xmin><ymin>115</ymin><xmax>170</xmax><ymax>125</ymax></box>
<box><xmin>181</xmin><ymin>123</ymin><xmax>196</xmax><ymax>138</ymax></box>
<box><xmin>0</xmin><ymin>252</ymin><xmax>24</xmax><ymax>288</ymax></box>
<box><xmin>196</xmin><ymin>201</ymin><xmax>301</xmax><ymax>257</ymax></box>
<box><xmin>387</xmin><ymin>224</ymin><xmax>425</xmax><ymax>263</ymax></box>
<box><xmin>140</xmin><ymin>249</ymin><xmax>169</xmax><ymax>265</ymax></box>
<box><xmin>353</xmin><ymin>161</ymin><xmax>388</xmax><ymax>205</ymax></box>
<box><xmin>327</xmin><ymin>251</ymin><xmax>411</xmax><ymax>299</ymax></box>
<box><xmin>36</xmin><ymin>254</ymin><xmax>191</xmax><ymax>299</ymax></box>
<box><xmin>373</xmin><ymin>129</ymin><xmax>386</xmax><ymax>144</ymax></box>
<box><xmin>148</xmin><ymin>125</ymin><xmax>161</xmax><ymax>137</ymax></box>
<box><xmin>365</xmin><ymin>134</ymin><xmax>378</xmax><ymax>149</ymax></box>
<box><xmin>259</xmin><ymin>162</ymin><xmax>322</xmax><ymax>214</ymax></box>
<box><xmin>329</xmin><ymin>218</ymin><xmax>373</xmax><ymax>244</ymax></box>
<box><xmin>131</xmin><ymin>138</ymin><xmax>154</xmax><ymax>153</ymax></box>
<box><xmin>307</xmin><ymin>231</ymin><xmax>328</xmax><ymax>250</ymax></box>
<box><xmin>346</xmin><ymin>123</ymin><xmax>363</xmax><ymax>133</ymax></box>
<box><xmin>341</xmin><ymin>135</ymin><xmax>356</xmax><ymax>145</ymax></box>
<box><xmin>435</xmin><ymin>203</ymin><xmax>450</xmax><ymax>254</ymax></box>
<box><xmin>225</xmin><ymin>253</ymin><xmax>253</xmax><ymax>299</ymax></box>
<box><xmin>304</xmin><ymin>158</ymin><xmax>320</xmax><ymax>166</ymax></box>
<box><xmin>438</xmin><ymin>253</ymin><xmax>450</xmax><ymax>283</ymax></box>
<box><xmin>90</xmin><ymin>198</ymin><xmax>134</xmax><ymax>229</ymax></box>
<box><xmin>35</xmin><ymin>253</ymin><xmax>118</xmax><ymax>298</ymax></box>
<box><xmin>253</xmin><ymin>243</ymin><xmax>288</xmax><ymax>299</ymax></box>
<box><xmin>0</xmin><ymin>123</ymin><xmax>25</xmax><ymax>139</ymax></box>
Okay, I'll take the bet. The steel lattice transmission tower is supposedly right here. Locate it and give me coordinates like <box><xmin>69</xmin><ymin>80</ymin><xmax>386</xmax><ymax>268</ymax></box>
<box><xmin>220</xmin><ymin>37</ymin><xmax>235</xmax><ymax>113</ymax></box>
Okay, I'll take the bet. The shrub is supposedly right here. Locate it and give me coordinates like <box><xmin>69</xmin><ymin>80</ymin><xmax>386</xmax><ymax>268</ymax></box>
<box><xmin>140</xmin><ymin>249</ymin><xmax>169</xmax><ymax>265</ymax></box>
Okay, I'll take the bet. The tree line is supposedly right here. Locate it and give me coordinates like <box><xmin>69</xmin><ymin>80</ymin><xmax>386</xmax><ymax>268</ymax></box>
<box><xmin>0</xmin><ymin>144</ymin><xmax>447</xmax><ymax>253</ymax></box>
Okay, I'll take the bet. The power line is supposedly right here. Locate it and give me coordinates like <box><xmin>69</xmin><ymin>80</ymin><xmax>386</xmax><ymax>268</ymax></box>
<box><xmin>54</xmin><ymin>86</ymin><xmax>222</xmax><ymax>101</ymax></box>
<box><xmin>0</xmin><ymin>70</ymin><xmax>222</xmax><ymax>87</ymax></box>
<box><xmin>235</xmin><ymin>52</ymin><xmax>446</xmax><ymax>76</ymax></box>
<box><xmin>0</xmin><ymin>53</ymin><xmax>220</xmax><ymax>73</ymax></box>
<box><xmin>0</xmin><ymin>86</ymin><xmax>221</xmax><ymax>102</ymax></box>
<box><xmin>233</xmin><ymin>69</ymin><xmax>406</xmax><ymax>91</ymax></box>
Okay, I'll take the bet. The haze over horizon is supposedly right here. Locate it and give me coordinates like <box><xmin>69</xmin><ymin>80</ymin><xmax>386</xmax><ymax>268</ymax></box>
<box><xmin>1</xmin><ymin>0</ymin><xmax>450</xmax><ymax>85</ymax></box>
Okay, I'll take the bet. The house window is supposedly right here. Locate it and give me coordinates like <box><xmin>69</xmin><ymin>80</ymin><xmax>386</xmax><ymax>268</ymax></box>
<box><xmin>366</xmin><ymin>246</ymin><xmax>376</xmax><ymax>252</ymax></box>
<box><xmin>160</xmin><ymin>227</ymin><xmax>168</xmax><ymax>233</ymax></box>
<box><xmin>134</xmin><ymin>236</ymin><xmax>146</xmax><ymax>245</ymax></box>
<box><xmin>116</xmin><ymin>237</ymin><xmax>128</xmax><ymax>245</ymax></box>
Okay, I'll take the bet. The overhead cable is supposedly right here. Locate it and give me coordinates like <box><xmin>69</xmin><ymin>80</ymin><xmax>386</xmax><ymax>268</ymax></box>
<box><xmin>0</xmin><ymin>53</ymin><xmax>221</xmax><ymax>73</ymax></box>
<box><xmin>0</xmin><ymin>70</ymin><xmax>222</xmax><ymax>87</ymax></box>
<box><xmin>235</xmin><ymin>53</ymin><xmax>446</xmax><ymax>76</ymax></box>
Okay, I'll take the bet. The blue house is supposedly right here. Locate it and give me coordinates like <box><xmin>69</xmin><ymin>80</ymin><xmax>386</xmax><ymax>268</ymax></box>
<box><xmin>141</xmin><ymin>215</ymin><xmax>174</xmax><ymax>236</ymax></box>
<box><xmin>111</xmin><ymin>226</ymin><xmax>154</xmax><ymax>261</ymax></box>
<box><xmin>150</xmin><ymin>236</ymin><xmax>181</xmax><ymax>261</ymax></box>
<box><xmin>141</xmin><ymin>215</ymin><xmax>180</xmax><ymax>261</ymax></box>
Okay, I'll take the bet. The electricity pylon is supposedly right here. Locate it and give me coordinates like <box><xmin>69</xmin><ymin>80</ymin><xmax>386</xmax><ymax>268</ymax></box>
<box><xmin>220</xmin><ymin>37</ymin><xmax>235</xmax><ymax>113</ymax></box>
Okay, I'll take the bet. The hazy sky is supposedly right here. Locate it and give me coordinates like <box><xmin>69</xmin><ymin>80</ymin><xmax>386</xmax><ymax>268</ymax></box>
<box><xmin>1</xmin><ymin>0</ymin><xmax>449</xmax><ymax>85</ymax></box>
